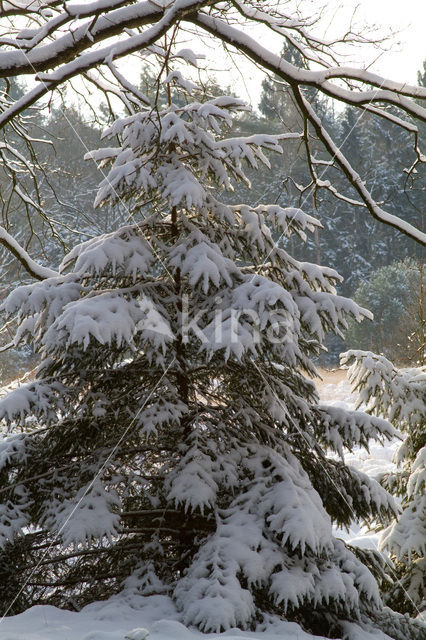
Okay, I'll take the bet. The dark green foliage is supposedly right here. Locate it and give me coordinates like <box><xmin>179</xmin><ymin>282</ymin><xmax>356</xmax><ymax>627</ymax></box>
<box><xmin>345</xmin><ymin>259</ymin><xmax>424</xmax><ymax>362</ymax></box>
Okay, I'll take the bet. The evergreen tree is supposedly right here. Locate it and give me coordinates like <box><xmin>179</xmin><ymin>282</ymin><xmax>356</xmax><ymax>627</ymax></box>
<box><xmin>342</xmin><ymin>350</ymin><xmax>426</xmax><ymax>617</ymax></box>
<box><xmin>345</xmin><ymin>259</ymin><xmax>425</xmax><ymax>361</ymax></box>
<box><xmin>259</xmin><ymin>44</ymin><xmax>330</xmax><ymax>130</ymax></box>
<box><xmin>259</xmin><ymin>45</ymin><xmax>304</xmax><ymax>128</ymax></box>
<box><xmin>419</xmin><ymin>59</ymin><xmax>426</xmax><ymax>89</ymax></box>
<box><xmin>0</xmin><ymin>76</ymin><xmax>424</xmax><ymax>640</ymax></box>
<box><xmin>309</xmin><ymin>105</ymin><xmax>423</xmax><ymax>297</ymax></box>
<box><xmin>0</xmin><ymin>103</ymin><xmax>125</xmax><ymax>384</ymax></box>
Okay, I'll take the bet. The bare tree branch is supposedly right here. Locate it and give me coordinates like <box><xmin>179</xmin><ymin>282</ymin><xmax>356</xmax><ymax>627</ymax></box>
<box><xmin>0</xmin><ymin>225</ymin><xmax>58</xmax><ymax>279</ymax></box>
<box><xmin>0</xmin><ymin>0</ymin><xmax>423</xmax><ymax>269</ymax></box>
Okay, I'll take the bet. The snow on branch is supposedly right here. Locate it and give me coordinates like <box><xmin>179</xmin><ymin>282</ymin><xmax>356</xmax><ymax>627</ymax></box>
<box><xmin>341</xmin><ymin>350</ymin><xmax>426</xmax><ymax>427</ymax></box>
<box><xmin>0</xmin><ymin>1</ymin><xmax>61</xmax><ymax>19</ymax></box>
<box><xmin>191</xmin><ymin>12</ymin><xmax>426</xmax><ymax>109</ymax></box>
<box><xmin>0</xmin><ymin>379</ymin><xmax>67</xmax><ymax>425</ymax></box>
<box><xmin>292</xmin><ymin>87</ymin><xmax>426</xmax><ymax>244</ymax></box>
<box><xmin>0</xmin><ymin>226</ymin><xmax>58</xmax><ymax>280</ymax></box>
<box><xmin>0</xmin><ymin>1</ymin><xmax>204</xmax><ymax>126</ymax></box>
<box><xmin>0</xmin><ymin>2</ymin><xmax>424</xmax><ymax>112</ymax></box>
<box><xmin>316</xmin><ymin>404</ymin><xmax>397</xmax><ymax>458</ymax></box>
<box><xmin>0</xmin><ymin>0</ymin><xmax>425</xmax><ymax>246</ymax></box>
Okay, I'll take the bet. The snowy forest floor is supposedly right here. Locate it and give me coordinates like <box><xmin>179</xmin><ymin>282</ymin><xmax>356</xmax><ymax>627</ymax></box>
<box><xmin>0</xmin><ymin>372</ymin><xmax>401</xmax><ymax>640</ymax></box>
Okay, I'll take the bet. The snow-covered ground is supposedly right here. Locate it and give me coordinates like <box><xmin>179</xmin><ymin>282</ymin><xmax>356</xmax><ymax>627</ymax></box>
<box><xmin>0</xmin><ymin>595</ymin><xmax>334</xmax><ymax>640</ymax></box>
<box><xmin>321</xmin><ymin>379</ymin><xmax>399</xmax><ymax>551</ymax></box>
<box><xmin>0</xmin><ymin>376</ymin><xmax>402</xmax><ymax>640</ymax></box>
<box><xmin>0</xmin><ymin>594</ymin><xmax>396</xmax><ymax>640</ymax></box>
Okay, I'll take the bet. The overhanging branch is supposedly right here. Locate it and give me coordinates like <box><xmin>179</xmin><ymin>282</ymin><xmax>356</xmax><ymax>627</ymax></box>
<box><xmin>0</xmin><ymin>226</ymin><xmax>58</xmax><ymax>280</ymax></box>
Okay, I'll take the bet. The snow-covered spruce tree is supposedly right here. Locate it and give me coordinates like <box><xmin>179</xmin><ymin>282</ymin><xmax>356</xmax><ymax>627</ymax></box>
<box><xmin>342</xmin><ymin>351</ymin><xmax>426</xmax><ymax>617</ymax></box>
<box><xmin>0</xmin><ymin>80</ymin><xmax>423</xmax><ymax>640</ymax></box>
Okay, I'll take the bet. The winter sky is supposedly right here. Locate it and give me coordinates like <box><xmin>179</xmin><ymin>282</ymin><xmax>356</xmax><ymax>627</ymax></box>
<box><xmin>320</xmin><ymin>0</ymin><xmax>426</xmax><ymax>82</ymax></box>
